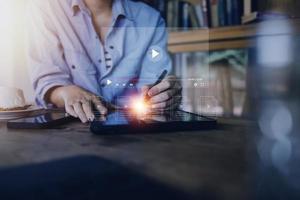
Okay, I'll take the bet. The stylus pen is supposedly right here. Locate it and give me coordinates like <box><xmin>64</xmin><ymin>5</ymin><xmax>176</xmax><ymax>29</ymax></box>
<box><xmin>145</xmin><ymin>69</ymin><xmax>168</xmax><ymax>101</ymax></box>
<box><xmin>153</xmin><ymin>69</ymin><xmax>168</xmax><ymax>87</ymax></box>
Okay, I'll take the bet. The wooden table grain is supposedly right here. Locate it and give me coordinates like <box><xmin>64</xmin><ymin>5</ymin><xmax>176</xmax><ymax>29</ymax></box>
<box><xmin>0</xmin><ymin>118</ymin><xmax>256</xmax><ymax>200</ymax></box>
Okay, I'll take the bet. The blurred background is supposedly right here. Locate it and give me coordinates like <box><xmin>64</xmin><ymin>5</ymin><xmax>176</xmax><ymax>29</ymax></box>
<box><xmin>141</xmin><ymin>0</ymin><xmax>300</xmax><ymax>117</ymax></box>
<box><xmin>0</xmin><ymin>0</ymin><xmax>299</xmax><ymax>198</ymax></box>
<box><xmin>0</xmin><ymin>0</ymin><xmax>33</xmax><ymax>100</ymax></box>
<box><xmin>0</xmin><ymin>0</ymin><xmax>299</xmax><ymax>118</ymax></box>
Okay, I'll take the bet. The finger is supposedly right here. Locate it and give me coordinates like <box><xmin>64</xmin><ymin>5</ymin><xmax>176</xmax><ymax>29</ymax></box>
<box><xmin>150</xmin><ymin>89</ymin><xmax>177</xmax><ymax>104</ymax></box>
<box><xmin>108</xmin><ymin>103</ymin><xmax>120</xmax><ymax>111</ymax></box>
<box><xmin>92</xmin><ymin>97</ymin><xmax>108</xmax><ymax>115</ymax></box>
<box><xmin>73</xmin><ymin>102</ymin><xmax>88</xmax><ymax>123</ymax></box>
<box><xmin>151</xmin><ymin>99</ymin><xmax>172</xmax><ymax>110</ymax></box>
<box><xmin>148</xmin><ymin>78</ymin><xmax>175</xmax><ymax>97</ymax></box>
<box><xmin>141</xmin><ymin>85</ymin><xmax>151</xmax><ymax>97</ymax></box>
<box><xmin>151</xmin><ymin>95</ymin><xmax>182</xmax><ymax>110</ymax></box>
<box><xmin>82</xmin><ymin>100</ymin><xmax>95</xmax><ymax>122</ymax></box>
<box><xmin>65</xmin><ymin>104</ymin><xmax>78</xmax><ymax>118</ymax></box>
<box><xmin>99</xmin><ymin>115</ymin><xmax>107</xmax><ymax>122</ymax></box>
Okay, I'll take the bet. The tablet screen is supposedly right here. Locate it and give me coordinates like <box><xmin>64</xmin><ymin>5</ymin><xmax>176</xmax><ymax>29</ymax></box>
<box><xmin>94</xmin><ymin>110</ymin><xmax>214</xmax><ymax>126</ymax></box>
<box><xmin>91</xmin><ymin>110</ymin><xmax>216</xmax><ymax>135</ymax></box>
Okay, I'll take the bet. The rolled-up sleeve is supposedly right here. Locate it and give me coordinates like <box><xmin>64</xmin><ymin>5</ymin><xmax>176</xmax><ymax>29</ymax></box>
<box><xmin>136</xmin><ymin>17</ymin><xmax>172</xmax><ymax>90</ymax></box>
<box><xmin>26</xmin><ymin>0</ymin><xmax>72</xmax><ymax>107</ymax></box>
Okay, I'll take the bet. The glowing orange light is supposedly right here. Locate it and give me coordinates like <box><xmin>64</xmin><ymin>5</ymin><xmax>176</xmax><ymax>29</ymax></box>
<box><xmin>131</xmin><ymin>98</ymin><xmax>149</xmax><ymax>115</ymax></box>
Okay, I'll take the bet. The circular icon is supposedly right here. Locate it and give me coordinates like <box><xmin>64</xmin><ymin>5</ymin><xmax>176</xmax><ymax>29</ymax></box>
<box><xmin>147</xmin><ymin>46</ymin><xmax>163</xmax><ymax>62</ymax></box>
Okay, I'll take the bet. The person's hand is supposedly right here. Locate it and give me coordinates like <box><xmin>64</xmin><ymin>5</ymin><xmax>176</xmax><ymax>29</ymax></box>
<box><xmin>142</xmin><ymin>75</ymin><xmax>182</xmax><ymax>111</ymax></box>
<box><xmin>48</xmin><ymin>85</ymin><xmax>108</xmax><ymax>123</ymax></box>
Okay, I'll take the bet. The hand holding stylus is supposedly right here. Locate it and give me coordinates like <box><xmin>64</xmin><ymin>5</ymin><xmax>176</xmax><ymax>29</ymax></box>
<box><xmin>142</xmin><ymin>71</ymin><xmax>182</xmax><ymax>110</ymax></box>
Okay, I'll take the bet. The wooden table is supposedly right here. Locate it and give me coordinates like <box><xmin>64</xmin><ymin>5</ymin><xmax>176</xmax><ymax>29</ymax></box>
<box><xmin>0</xmin><ymin>117</ymin><xmax>255</xmax><ymax>200</ymax></box>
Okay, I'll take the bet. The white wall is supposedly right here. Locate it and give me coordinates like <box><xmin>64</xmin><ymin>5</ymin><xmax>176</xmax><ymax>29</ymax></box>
<box><xmin>0</xmin><ymin>0</ymin><xmax>34</xmax><ymax>102</ymax></box>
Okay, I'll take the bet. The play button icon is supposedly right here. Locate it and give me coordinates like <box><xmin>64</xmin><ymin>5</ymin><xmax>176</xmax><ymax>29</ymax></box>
<box><xmin>151</xmin><ymin>49</ymin><xmax>160</xmax><ymax>59</ymax></box>
<box><xmin>106</xmin><ymin>79</ymin><xmax>112</xmax><ymax>86</ymax></box>
<box><xmin>148</xmin><ymin>46</ymin><xmax>163</xmax><ymax>62</ymax></box>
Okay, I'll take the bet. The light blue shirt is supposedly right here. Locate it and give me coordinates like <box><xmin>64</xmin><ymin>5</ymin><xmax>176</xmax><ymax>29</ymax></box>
<box><xmin>27</xmin><ymin>0</ymin><xmax>172</xmax><ymax>107</ymax></box>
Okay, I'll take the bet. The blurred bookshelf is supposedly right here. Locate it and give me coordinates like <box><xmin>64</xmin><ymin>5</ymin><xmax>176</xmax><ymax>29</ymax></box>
<box><xmin>168</xmin><ymin>19</ymin><xmax>300</xmax><ymax>53</ymax></box>
<box><xmin>135</xmin><ymin>0</ymin><xmax>300</xmax><ymax>52</ymax></box>
<box><xmin>135</xmin><ymin>0</ymin><xmax>300</xmax><ymax>116</ymax></box>
<box><xmin>137</xmin><ymin>0</ymin><xmax>244</xmax><ymax>30</ymax></box>
<box><xmin>168</xmin><ymin>24</ymin><xmax>254</xmax><ymax>53</ymax></box>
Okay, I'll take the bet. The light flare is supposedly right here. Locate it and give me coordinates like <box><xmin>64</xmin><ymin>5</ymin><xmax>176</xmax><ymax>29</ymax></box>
<box><xmin>130</xmin><ymin>97</ymin><xmax>149</xmax><ymax>115</ymax></box>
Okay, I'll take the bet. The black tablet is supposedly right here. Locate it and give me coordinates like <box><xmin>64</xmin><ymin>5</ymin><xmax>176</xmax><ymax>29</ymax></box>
<box><xmin>90</xmin><ymin>110</ymin><xmax>217</xmax><ymax>135</ymax></box>
<box><xmin>7</xmin><ymin>112</ymin><xmax>74</xmax><ymax>129</ymax></box>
